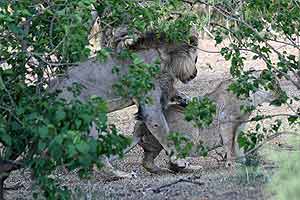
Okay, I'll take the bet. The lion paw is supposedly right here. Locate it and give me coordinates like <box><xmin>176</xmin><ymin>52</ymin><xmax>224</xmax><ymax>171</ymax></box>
<box><xmin>143</xmin><ymin>162</ymin><xmax>174</xmax><ymax>174</ymax></box>
<box><xmin>115</xmin><ymin>170</ymin><xmax>137</xmax><ymax>179</ymax></box>
<box><xmin>146</xmin><ymin>167</ymin><xmax>174</xmax><ymax>175</ymax></box>
<box><xmin>102</xmin><ymin>168</ymin><xmax>137</xmax><ymax>180</ymax></box>
<box><xmin>168</xmin><ymin>159</ymin><xmax>202</xmax><ymax>173</ymax></box>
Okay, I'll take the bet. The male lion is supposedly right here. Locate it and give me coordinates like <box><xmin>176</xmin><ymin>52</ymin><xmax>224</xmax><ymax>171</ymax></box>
<box><xmin>133</xmin><ymin>78</ymin><xmax>279</xmax><ymax>172</ymax></box>
<box><xmin>49</xmin><ymin>31</ymin><xmax>199</xmax><ymax>177</ymax></box>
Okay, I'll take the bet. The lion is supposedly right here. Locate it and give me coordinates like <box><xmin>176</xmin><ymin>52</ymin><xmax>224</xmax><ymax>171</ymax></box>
<box><xmin>49</xmin><ymin>31</ymin><xmax>199</xmax><ymax>177</ymax></box>
<box><xmin>132</xmin><ymin>78</ymin><xmax>280</xmax><ymax>172</ymax></box>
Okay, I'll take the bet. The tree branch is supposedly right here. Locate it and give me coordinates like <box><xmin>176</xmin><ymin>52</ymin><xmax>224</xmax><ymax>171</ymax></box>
<box><xmin>151</xmin><ymin>175</ymin><xmax>204</xmax><ymax>193</ymax></box>
<box><xmin>220</xmin><ymin>113</ymin><xmax>300</xmax><ymax>124</ymax></box>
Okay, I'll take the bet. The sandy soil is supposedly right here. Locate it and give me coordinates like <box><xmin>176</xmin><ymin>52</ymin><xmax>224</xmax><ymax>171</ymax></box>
<box><xmin>3</xmin><ymin>39</ymin><xmax>299</xmax><ymax>200</ymax></box>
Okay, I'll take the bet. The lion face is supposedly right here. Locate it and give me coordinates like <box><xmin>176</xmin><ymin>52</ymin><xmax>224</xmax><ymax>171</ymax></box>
<box><xmin>110</xmin><ymin>28</ymin><xmax>200</xmax><ymax>84</ymax></box>
<box><xmin>180</xmin><ymin>54</ymin><xmax>198</xmax><ymax>84</ymax></box>
<box><xmin>167</xmin><ymin>46</ymin><xmax>198</xmax><ymax>84</ymax></box>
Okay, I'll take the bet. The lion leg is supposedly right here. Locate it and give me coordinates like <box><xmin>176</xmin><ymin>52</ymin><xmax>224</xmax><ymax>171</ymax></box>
<box><xmin>138</xmin><ymin>86</ymin><xmax>175</xmax><ymax>155</ymax></box>
<box><xmin>143</xmin><ymin>113</ymin><xmax>202</xmax><ymax>172</ymax></box>
<box><xmin>134</xmin><ymin>121</ymin><xmax>172</xmax><ymax>174</ymax></box>
<box><xmin>219</xmin><ymin>123</ymin><xmax>236</xmax><ymax>168</ymax></box>
<box><xmin>135</xmin><ymin>120</ymin><xmax>201</xmax><ymax>173</ymax></box>
<box><xmin>234</xmin><ymin>124</ymin><xmax>246</xmax><ymax>163</ymax></box>
<box><xmin>140</xmin><ymin>103</ymin><xmax>189</xmax><ymax>170</ymax></box>
<box><xmin>139</xmin><ymin>82</ymin><xmax>198</xmax><ymax>172</ymax></box>
<box><xmin>142</xmin><ymin>151</ymin><xmax>168</xmax><ymax>174</ymax></box>
<box><xmin>138</xmin><ymin>107</ymin><xmax>198</xmax><ymax>172</ymax></box>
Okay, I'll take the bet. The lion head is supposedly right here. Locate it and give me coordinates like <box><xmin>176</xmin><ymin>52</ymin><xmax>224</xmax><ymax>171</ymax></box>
<box><xmin>110</xmin><ymin>27</ymin><xmax>199</xmax><ymax>83</ymax></box>
<box><xmin>164</xmin><ymin>42</ymin><xmax>198</xmax><ymax>83</ymax></box>
<box><xmin>131</xmin><ymin>31</ymin><xmax>199</xmax><ymax>84</ymax></box>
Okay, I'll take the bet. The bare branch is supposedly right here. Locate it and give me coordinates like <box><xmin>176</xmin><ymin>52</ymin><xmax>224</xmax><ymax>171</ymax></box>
<box><xmin>0</xmin><ymin>76</ymin><xmax>16</xmax><ymax>108</ymax></box>
<box><xmin>267</xmin><ymin>38</ymin><xmax>300</xmax><ymax>51</ymax></box>
<box><xmin>151</xmin><ymin>175</ymin><xmax>204</xmax><ymax>193</ymax></box>
<box><xmin>221</xmin><ymin>113</ymin><xmax>300</xmax><ymax>124</ymax></box>
<box><xmin>195</xmin><ymin>46</ymin><xmax>221</xmax><ymax>54</ymax></box>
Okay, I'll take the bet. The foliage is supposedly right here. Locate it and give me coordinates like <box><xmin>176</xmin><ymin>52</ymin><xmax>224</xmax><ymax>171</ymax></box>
<box><xmin>171</xmin><ymin>97</ymin><xmax>214</xmax><ymax>158</ymax></box>
<box><xmin>95</xmin><ymin>0</ymin><xmax>201</xmax><ymax>43</ymax></box>
<box><xmin>168</xmin><ymin>132</ymin><xmax>194</xmax><ymax>158</ymax></box>
<box><xmin>168</xmin><ymin>131</ymin><xmax>209</xmax><ymax>158</ymax></box>
<box><xmin>184</xmin><ymin>97</ymin><xmax>217</xmax><ymax>128</ymax></box>
<box><xmin>0</xmin><ymin>0</ymin><xmax>201</xmax><ymax>199</ymax></box>
<box><xmin>0</xmin><ymin>67</ymin><xmax>130</xmax><ymax>199</ymax></box>
<box><xmin>113</xmin><ymin>50</ymin><xmax>160</xmax><ymax>104</ymax></box>
<box><xmin>176</xmin><ymin>0</ymin><xmax>300</xmax><ymax>168</ymax></box>
<box><xmin>195</xmin><ymin>0</ymin><xmax>300</xmax><ymax>152</ymax></box>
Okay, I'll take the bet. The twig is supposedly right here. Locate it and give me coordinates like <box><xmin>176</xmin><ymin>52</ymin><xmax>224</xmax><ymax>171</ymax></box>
<box><xmin>48</xmin><ymin>37</ymin><xmax>65</xmax><ymax>55</ymax></box>
<box><xmin>203</xmin><ymin>27</ymin><xmax>214</xmax><ymax>39</ymax></box>
<box><xmin>0</xmin><ymin>106</ymin><xmax>23</xmax><ymax>126</ymax></box>
<box><xmin>49</xmin><ymin>17</ymin><xmax>56</xmax><ymax>48</ymax></box>
<box><xmin>196</xmin><ymin>46</ymin><xmax>220</xmax><ymax>53</ymax></box>
<box><xmin>267</xmin><ymin>38</ymin><xmax>300</xmax><ymax>50</ymax></box>
<box><xmin>220</xmin><ymin>113</ymin><xmax>300</xmax><ymax>124</ymax></box>
<box><xmin>0</xmin><ymin>76</ymin><xmax>16</xmax><ymax>108</ymax></box>
<box><xmin>151</xmin><ymin>175</ymin><xmax>204</xmax><ymax>193</ymax></box>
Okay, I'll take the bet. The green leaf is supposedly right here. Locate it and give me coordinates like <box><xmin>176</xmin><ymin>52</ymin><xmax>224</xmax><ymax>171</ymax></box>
<box><xmin>38</xmin><ymin>142</ymin><xmax>46</xmax><ymax>151</ymax></box>
<box><xmin>0</xmin><ymin>76</ymin><xmax>4</xmax><ymax>90</ymax></box>
<box><xmin>0</xmin><ymin>132</ymin><xmax>12</xmax><ymax>146</ymax></box>
<box><xmin>75</xmin><ymin>119</ymin><xmax>82</xmax><ymax>129</ymax></box>
<box><xmin>55</xmin><ymin>110</ymin><xmax>66</xmax><ymax>121</ymax></box>
<box><xmin>96</xmin><ymin>48</ymin><xmax>111</xmax><ymax>63</ymax></box>
<box><xmin>76</xmin><ymin>142</ymin><xmax>90</xmax><ymax>154</ymax></box>
<box><xmin>184</xmin><ymin>97</ymin><xmax>216</xmax><ymax>128</ymax></box>
<box><xmin>288</xmin><ymin>116</ymin><xmax>299</xmax><ymax>125</ymax></box>
<box><xmin>38</xmin><ymin>126</ymin><xmax>48</xmax><ymax>139</ymax></box>
<box><xmin>67</xmin><ymin>145</ymin><xmax>77</xmax><ymax>158</ymax></box>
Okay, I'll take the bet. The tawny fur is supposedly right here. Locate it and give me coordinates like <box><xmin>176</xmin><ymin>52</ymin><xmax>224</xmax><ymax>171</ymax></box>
<box><xmin>48</xmin><ymin>32</ymin><xmax>199</xmax><ymax>178</ymax></box>
<box><xmin>134</xmin><ymin>78</ymin><xmax>279</xmax><ymax>171</ymax></box>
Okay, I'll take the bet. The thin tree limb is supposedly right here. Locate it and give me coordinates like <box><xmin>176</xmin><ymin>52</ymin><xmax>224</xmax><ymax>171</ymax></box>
<box><xmin>151</xmin><ymin>175</ymin><xmax>204</xmax><ymax>193</ymax></box>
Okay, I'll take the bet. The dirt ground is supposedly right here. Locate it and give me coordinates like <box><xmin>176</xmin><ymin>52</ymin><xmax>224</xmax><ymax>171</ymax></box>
<box><xmin>4</xmin><ymin>39</ymin><xmax>299</xmax><ymax>199</ymax></box>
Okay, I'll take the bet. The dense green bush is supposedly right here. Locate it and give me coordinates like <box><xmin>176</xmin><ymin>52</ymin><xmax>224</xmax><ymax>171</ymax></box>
<box><xmin>0</xmin><ymin>0</ymin><xmax>201</xmax><ymax>199</ymax></box>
